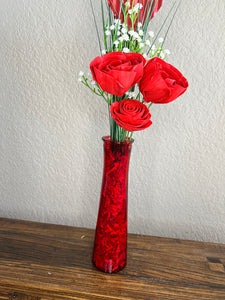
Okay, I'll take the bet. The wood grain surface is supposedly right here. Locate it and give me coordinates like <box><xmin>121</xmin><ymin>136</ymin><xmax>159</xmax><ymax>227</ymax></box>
<box><xmin>0</xmin><ymin>218</ymin><xmax>225</xmax><ymax>299</ymax></box>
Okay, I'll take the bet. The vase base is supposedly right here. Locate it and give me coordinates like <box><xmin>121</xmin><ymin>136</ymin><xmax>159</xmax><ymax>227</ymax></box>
<box><xmin>92</xmin><ymin>259</ymin><xmax>126</xmax><ymax>273</ymax></box>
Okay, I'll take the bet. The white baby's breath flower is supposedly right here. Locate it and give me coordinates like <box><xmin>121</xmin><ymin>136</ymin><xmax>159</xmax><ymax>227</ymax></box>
<box><xmin>117</xmin><ymin>31</ymin><xmax>121</xmax><ymax>36</ymax></box>
<box><xmin>160</xmin><ymin>51</ymin><xmax>165</xmax><ymax>59</ymax></box>
<box><xmin>132</xmin><ymin>32</ymin><xmax>139</xmax><ymax>39</ymax></box>
<box><xmin>126</xmin><ymin>91</ymin><xmax>137</xmax><ymax>98</ymax></box>
<box><xmin>78</xmin><ymin>77</ymin><xmax>82</xmax><ymax>82</ymax></box>
<box><xmin>128</xmin><ymin>30</ymin><xmax>135</xmax><ymax>36</ymax></box>
<box><xmin>139</xmin><ymin>42</ymin><xmax>145</xmax><ymax>48</ymax></box>
<box><xmin>130</xmin><ymin>92</ymin><xmax>136</xmax><ymax>98</ymax></box>
<box><xmin>165</xmin><ymin>49</ymin><xmax>171</xmax><ymax>55</ymax></box>
<box><xmin>125</xmin><ymin>1</ymin><xmax>130</xmax><ymax>7</ymax></box>
<box><xmin>119</xmin><ymin>36</ymin><xmax>124</xmax><ymax>42</ymax></box>
<box><xmin>121</xmin><ymin>27</ymin><xmax>127</xmax><ymax>34</ymax></box>
<box><xmin>148</xmin><ymin>31</ymin><xmax>154</xmax><ymax>38</ymax></box>
<box><xmin>105</xmin><ymin>30</ymin><xmax>111</xmax><ymax>36</ymax></box>
<box><xmin>122</xmin><ymin>34</ymin><xmax>129</xmax><ymax>41</ymax></box>
<box><xmin>137</xmin><ymin>22</ymin><xmax>142</xmax><ymax>29</ymax></box>
<box><xmin>79</xmin><ymin>71</ymin><xmax>84</xmax><ymax>77</ymax></box>
<box><xmin>128</xmin><ymin>9</ymin><xmax>133</xmax><ymax>14</ymax></box>
<box><xmin>102</xmin><ymin>49</ymin><xmax>106</xmax><ymax>55</ymax></box>
<box><xmin>158</xmin><ymin>37</ymin><xmax>164</xmax><ymax>43</ymax></box>
<box><xmin>146</xmin><ymin>40</ymin><xmax>151</xmax><ymax>46</ymax></box>
<box><xmin>137</xmin><ymin>36</ymin><xmax>142</xmax><ymax>43</ymax></box>
<box><xmin>139</xmin><ymin>29</ymin><xmax>144</xmax><ymax>36</ymax></box>
<box><xmin>151</xmin><ymin>45</ymin><xmax>156</xmax><ymax>51</ymax></box>
<box><xmin>110</xmin><ymin>25</ymin><xmax>115</xmax><ymax>30</ymax></box>
<box><xmin>134</xmin><ymin>3</ymin><xmax>142</xmax><ymax>13</ymax></box>
<box><xmin>114</xmin><ymin>19</ymin><xmax>120</xmax><ymax>24</ymax></box>
<box><xmin>123</xmin><ymin>47</ymin><xmax>130</xmax><ymax>53</ymax></box>
<box><xmin>114</xmin><ymin>40</ymin><xmax>119</xmax><ymax>47</ymax></box>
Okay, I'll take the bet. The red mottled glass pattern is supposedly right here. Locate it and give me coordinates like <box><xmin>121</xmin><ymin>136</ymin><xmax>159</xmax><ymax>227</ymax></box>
<box><xmin>92</xmin><ymin>136</ymin><xmax>133</xmax><ymax>273</ymax></box>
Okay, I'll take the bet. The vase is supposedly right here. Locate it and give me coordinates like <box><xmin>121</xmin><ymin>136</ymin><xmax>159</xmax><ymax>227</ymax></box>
<box><xmin>92</xmin><ymin>136</ymin><xmax>133</xmax><ymax>273</ymax></box>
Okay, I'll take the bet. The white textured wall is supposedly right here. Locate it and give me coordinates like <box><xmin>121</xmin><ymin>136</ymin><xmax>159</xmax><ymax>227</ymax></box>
<box><xmin>0</xmin><ymin>0</ymin><xmax>225</xmax><ymax>243</ymax></box>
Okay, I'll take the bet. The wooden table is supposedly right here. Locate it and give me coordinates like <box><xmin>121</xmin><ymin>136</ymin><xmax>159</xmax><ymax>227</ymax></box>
<box><xmin>0</xmin><ymin>218</ymin><xmax>225</xmax><ymax>299</ymax></box>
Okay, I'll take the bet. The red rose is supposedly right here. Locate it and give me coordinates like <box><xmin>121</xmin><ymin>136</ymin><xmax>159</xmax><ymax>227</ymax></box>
<box><xmin>107</xmin><ymin>0</ymin><xmax>164</xmax><ymax>30</ymax></box>
<box><xmin>110</xmin><ymin>99</ymin><xmax>152</xmax><ymax>132</ymax></box>
<box><xmin>90</xmin><ymin>52</ymin><xmax>146</xmax><ymax>97</ymax></box>
<box><xmin>139</xmin><ymin>57</ymin><xmax>188</xmax><ymax>104</ymax></box>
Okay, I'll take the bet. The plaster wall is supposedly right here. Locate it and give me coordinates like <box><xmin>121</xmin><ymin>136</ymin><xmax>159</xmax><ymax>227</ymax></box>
<box><xmin>0</xmin><ymin>0</ymin><xmax>225</xmax><ymax>242</ymax></box>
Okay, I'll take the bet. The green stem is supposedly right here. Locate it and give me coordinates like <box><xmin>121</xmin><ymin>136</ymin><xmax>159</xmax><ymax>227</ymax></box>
<box><xmin>81</xmin><ymin>77</ymin><xmax>110</xmax><ymax>104</ymax></box>
<box><xmin>89</xmin><ymin>0</ymin><xmax>102</xmax><ymax>54</ymax></box>
<box><xmin>129</xmin><ymin>132</ymin><xmax>134</xmax><ymax>142</ymax></box>
<box><xmin>122</xmin><ymin>129</ymin><xmax>126</xmax><ymax>142</ymax></box>
<box><xmin>161</xmin><ymin>0</ymin><xmax>181</xmax><ymax>50</ymax></box>
<box><xmin>147</xmin><ymin>1</ymin><xmax>176</xmax><ymax>55</ymax></box>
<box><xmin>148</xmin><ymin>102</ymin><xmax>153</xmax><ymax>109</ymax></box>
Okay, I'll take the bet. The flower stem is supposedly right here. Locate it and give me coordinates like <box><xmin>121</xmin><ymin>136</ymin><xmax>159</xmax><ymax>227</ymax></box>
<box><xmin>129</xmin><ymin>132</ymin><xmax>134</xmax><ymax>142</ymax></box>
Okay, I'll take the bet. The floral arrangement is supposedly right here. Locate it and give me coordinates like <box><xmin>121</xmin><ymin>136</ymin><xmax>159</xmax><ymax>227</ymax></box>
<box><xmin>79</xmin><ymin>0</ymin><xmax>188</xmax><ymax>142</ymax></box>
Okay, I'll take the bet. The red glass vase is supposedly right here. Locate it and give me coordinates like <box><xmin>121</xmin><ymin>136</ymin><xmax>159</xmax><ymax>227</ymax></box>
<box><xmin>92</xmin><ymin>136</ymin><xmax>133</xmax><ymax>273</ymax></box>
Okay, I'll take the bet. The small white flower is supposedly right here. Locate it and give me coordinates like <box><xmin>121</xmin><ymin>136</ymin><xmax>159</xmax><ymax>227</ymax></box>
<box><xmin>128</xmin><ymin>30</ymin><xmax>135</xmax><ymax>36</ymax></box>
<box><xmin>79</xmin><ymin>71</ymin><xmax>84</xmax><ymax>77</ymax></box>
<box><xmin>119</xmin><ymin>36</ymin><xmax>124</xmax><ymax>42</ymax></box>
<box><xmin>151</xmin><ymin>45</ymin><xmax>156</xmax><ymax>51</ymax></box>
<box><xmin>165</xmin><ymin>49</ymin><xmax>171</xmax><ymax>55</ymax></box>
<box><xmin>78</xmin><ymin>77</ymin><xmax>82</xmax><ymax>82</ymax></box>
<box><xmin>146</xmin><ymin>40</ymin><xmax>151</xmax><ymax>46</ymax></box>
<box><xmin>139</xmin><ymin>29</ymin><xmax>144</xmax><ymax>36</ymax></box>
<box><xmin>130</xmin><ymin>92</ymin><xmax>136</xmax><ymax>98</ymax></box>
<box><xmin>132</xmin><ymin>32</ymin><xmax>139</xmax><ymax>39</ymax></box>
<box><xmin>123</xmin><ymin>47</ymin><xmax>130</xmax><ymax>53</ymax></box>
<box><xmin>114</xmin><ymin>19</ymin><xmax>120</xmax><ymax>24</ymax></box>
<box><xmin>125</xmin><ymin>1</ymin><xmax>130</xmax><ymax>7</ymax></box>
<box><xmin>160</xmin><ymin>51</ymin><xmax>165</xmax><ymax>59</ymax></box>
<box><xmin>137</xmin><ymin>36</ymin><xmax>142</xmax><ymax>43</ymax></box>
<box><xmin>105</xmin><ymin>30</ymin><xmax>111</xmax><ymax>36</ymax></box>
<box><xmin>110</xmin><ymin>25</ymin><xmax>115</xmax><ymax>30</ymax></box>
<box><xmin>134</xmin><ymin>3</ymin><xmax>142</xmax><ymax>13</ymax></box>
<box><xmin>117</xmin><ymin>31</ymin><xmax>121</xmax><ymax>36</ymax></box>
<box><xmin>139</xmin><ymin>42</ymin><xmax>145</xmax><ymax>48</ymax></box>
<box><xmin>158</xmin><ymin>37</ymin><xmax>164</xmax><ymax>43</ymax></box>
<box><xmin>121</xmin><ymin>27</ymin><xmax>127</xmax><ymax>34</ymax></box>
<box><xmin>148</xmin><ymin>31</ymin><xmax>154</xmax><ymax>38</ymax></box>
<box><xmin>122</xmin><ymin>34</ymin><xmax>129</xmax><ymax>41</ymax></box>
<box><xmin>114</xmin><ymin>40</ymin><xmax>119</xmax><ymax>47</ymax></box>
<box><xmin>102</xmin><ymin>49</ymin><xmax>106</xmax><ymax>55</ymax></box>
<box><xmin>128</xmin><ymin>9</ymin><xmax>133</xmax><ymax>14</ymax></box>
<box><xmin>138</xmin><ymin>22</ymin><xmax>142</xmax><ymax>29</ymax></box>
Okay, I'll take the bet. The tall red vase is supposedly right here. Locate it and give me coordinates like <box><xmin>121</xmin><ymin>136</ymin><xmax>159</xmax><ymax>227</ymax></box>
<box><xmin>92</xmin><ymin>136</ymin><xmax>133</xmax><ymax>273</ymax></box>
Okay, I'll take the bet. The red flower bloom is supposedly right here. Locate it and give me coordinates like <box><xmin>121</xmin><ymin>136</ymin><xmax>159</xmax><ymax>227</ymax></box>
<box><xmin>107</xmin><ymin>0</ymin><xmax>164</xmax><ymax>29</ymax></box>
<box><xmin>139</xmin><ymin>57</ymin><xmax>188</xmax><ymax>104</ymax></box>
<box><xmin>110</xmin><ymin>99</ymin><xmax>152</xmax><ymax>131</ymax></box>
<box><xmin>90</xmin><ymin>52</ymin><xmax>146</xmax><ymax>97</ymax></box>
